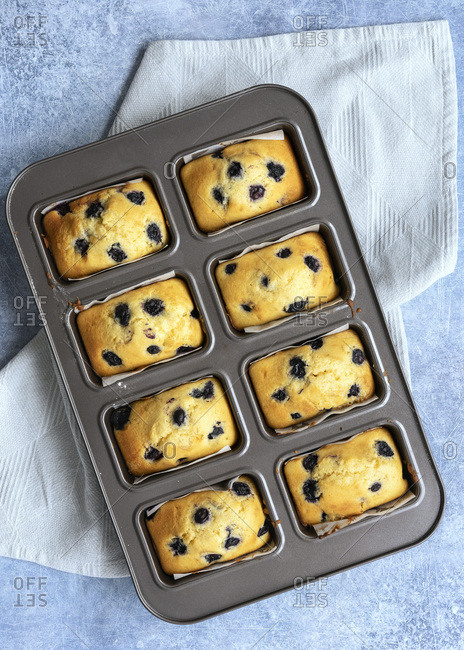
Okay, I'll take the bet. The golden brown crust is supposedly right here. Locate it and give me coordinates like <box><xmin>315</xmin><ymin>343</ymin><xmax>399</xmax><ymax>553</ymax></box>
<box><xmin>180</xmin><ymin>137</ymin><xmax>306</xmax><ymax>232</ymax></box>
<box><xmin>215</xmin><ymin>232</ymin><xmax>339</xmax><ymax>329</ymax></box>
<box><xmin>284</xmin><ymin>428</ymin><xmax>408</xmax><ymax>525</ymax></box>
<box><xmin>249</xmin><ymin>330</ymin><xmax>375</xmax><ymax>429</ymax></box>
<box><xmin>147</xmin><ymin>476</ymin><xmax>271</xmax><ymax>574</ymax></box>
<box><xmin>113</xmin><ymin>378</ymin><xmax>239</xmax><ymax>475</ymax></box>
<box><xmin>43</xmin><ymin>180</ymin><xmax>168</xmax><ymax>279</ymax></box>
<box><xmin>77</xmin><ymin>278</ymin><xmax>203</xmax><ymax>377</ymax></box>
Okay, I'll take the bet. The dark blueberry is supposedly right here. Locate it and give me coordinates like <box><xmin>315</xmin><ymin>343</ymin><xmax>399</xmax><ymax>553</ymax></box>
<box><xmin>302</xmin><ymin>453</ymin><xmax>318</xmax><ymax>472</ymax></box>
<box><xmin>375</xmin><ymin>440</ymin><xmax>394</xmax><ymax>458</ymax></box>
<box><xmin>352</xmin><ymin>348</ymin><xmax>365</xmax><ymax>365</ymax></box>
<box><xmin>56</xmin><ymin>202</ymin><xmax>71</xmax><ymax>216</ymax></box>
<box><xmin>102</xmin><ymin>350</ymin><xmax>122</xmax><ymax>366</ymax></box>
<box><xmin>309</xmin><ymin>338</ymin><xmax>323</xmax><ymax>350</ymax></box>
<box><xmin>126</xmin><ymin>190</ymin><xmax>145</xmax><ymax>205</ymax></box>
<box><xmin>257</xmin><ymin>517</ymin><xmax>271</xmax><ymax>537</ymax></box>
<box><xmin>224</xmin><ymin>535</ymin><xmax>241</xmax><ymax>549</ymax></box>
<box><xmin>212</xmin><ymin>187</ymin><xmax>226</xmax><ymax>204</ymax></box>
<box><xmin>147</xmin><ymin>345</ymin><xmax>161</xmax><ymax>355</ymax></box>
<box><xmin>114</xmin><ymin>303</ymin><xmax>130</xmax><ymax>327</ymax></box>
<box><xmin>172</xmin><ymin>407</ymin><xmax>187</xmax><ymax>426</ymax></box>
<box><xmin>304</xmin><ymin>255</ymin><xmax>321</xmax><ymax>272</ymax></box>
<box><xmin>284</xmin><ymin>298</ymin><xmax>308</xmax><ymax>313</ymax></box>
<box><xmin>211</xmin><ymin>150</ymin><xmax>223</xmax><ymax>159</ymax></box>
<box><xmin>271</xmin><ymin>388</ymin><xmax>288</xmax><ymax>402</ymax></box>
<box><xmin>190</xmin><ymin>307</ymin><xmax>200</xmax><ymax>319</ymax></box>
<box><xmin>224</xmin><ymin>263</ymin><xmax>237</xmax><ymax>275</ymax></box>
<box><xmin>227</xmin><ymin>161</ymin><xmax>243</xmax><ymax>178</ymax></box>
<box><xmin>85</xmin><ymin>201</ymin><xmax>103</xmax><ymax>219</ymax></box>
<box><xmin>143</xmin><ymin>328</ymin><xmax>156</xmax><ymax>339</ymax></box>
<box><xmin>260</xmin><ymin>275</ymin><xmax>270</xmax><ymax>288</ymax></box>
<box><xmin>347</xmin><ymin>383</ymin><xmax>360</xmax><ymax>398</ymax></box>
<box><xmin>291</xmin><ymin>412</ymin><xmax>302</xmax><ymax>420</ymax></box>
<box><xmin>321</xmin><ymin>511</ymin><xmax>328</xmax><ymax>522</ymax></box>
<box><xmin>249</xmin><ymin>184</ymin><xmax>265</xmax><ymax>201</ymax></box>
<box><xmin>276</xmin><ymin>247</ymin><xmax>292</xmax><ymax>259</ymax></box>
<box><xmin>194</xmin><ymin>507</ymin><xmax>210</xmax><ymax>524</ymax></box>
<box><xmin>289</xmin><ymin>356</ymin><xmax>306</xmax><ymax>379</ymax></box>
<box><xmin>177</xmin><ymin>345</ymin><xmax>196</xmax><ymax>354</ymax></box>
<box><xmin>200</xmin><ymin>380</ymin><xmax>214</xmax><ymax>399</ymax></box>
<box><xmin>205</xmin><ymin>553</ymin><xmax>222</xmax><ymax>563</ymax></box>
<box><xmin>107</xmin><ymin>243</ymin><xmax>127</xmax><ymax>263</ymax></box>
<box><xmin>241</xmin><ymin>303</ymin><xmax>253</xmax><ymax>312</ymax></box>
<box><xmin>208</xmin><ymin>424</ymin><xmax>224</xmax><ymax>439</ymax></box>
<box><xmin>146</xmin><ymin>222</ymin><xmax>162</xmax><ymax>243</ymax></box>
<box><xmin>232</xmin><ymin>481</ymin><xmax>251</xmax><ymax>497</ymax></box>
<box><xmin>74</xmin><ymin>238</ymin><xmax>89</xmax><ymax>256</ymax></box>
<box><xmin>144</xmin><ymin>447</ymin><xmax>163</xmax><ymax>461</ymax></box>
<box><xmin>111</xmin><ymin>405</ymin><xmax>131</xmax><ymax>430</ymax></box>
<box><xmin>143</xmin><ymin>298</ymin><xmax>164</xmax><ymax>317</ymax></box>
<box><xmin>267</xmin><ymin>161</ymin><xmax>285</xmax><ymax>182</ymax></box>
<box><xmin>169</xmin><ymin>537</ymin><xmax>187</xmax><ymax>556</ymax></box>
<box><xmin>369</xmin><ymin>482</ymin><xmax>382</xmax><ymax>492</ymax></box>
<box><xmin>302</xmin><ymin>478</ymin><xmax>321</xmax><ymax>503</ymax></box>
<box><xmin>190</xmin><ymin>380</ymin><xmax>214</xmax><ymax>400</ymax></box>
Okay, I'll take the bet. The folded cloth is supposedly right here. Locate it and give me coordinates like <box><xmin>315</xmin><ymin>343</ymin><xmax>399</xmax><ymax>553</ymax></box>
<box><xmin>0</xmin><ymin>20</ymin><xmax>457</xmax><ymax>578</ymax></box>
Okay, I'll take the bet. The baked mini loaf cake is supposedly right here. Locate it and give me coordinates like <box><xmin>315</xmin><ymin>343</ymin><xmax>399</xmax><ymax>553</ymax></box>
<box><xmin>43</xmin><ymin>180</ymin><xmax>168</xmax><ymax>279</ymax></box>
<box><xmin>112</xmin><ymin>377</ymin><xmax>239</xmax><ymax>475</ymax></box>
<box><xmin>249</xmin><ymin>330</ymin><xmax>375</xmax><ymax>429</ymax></box>
<box><xmin>146</xmin><ymin>476</ymin><xmax>271</xmax><ymax>574</ymax></box>
<box><xmin>215</xmin><ymin>232</ymin><xmax>339</xmax><ymax>329</ymax></box>
<box><xmin>77</xmin><ymin>278</ymin><xmax>203</xmax><ymax>377</ymax></box>
<box><xmin>284</xmin><ymin>428</ymin><xmax>408</xmax><ymax>525</ymax></box>
<box><xmin>180</xmin><ymin>136</ymin><xmax>306</xmax><ymax>232</ymax></box>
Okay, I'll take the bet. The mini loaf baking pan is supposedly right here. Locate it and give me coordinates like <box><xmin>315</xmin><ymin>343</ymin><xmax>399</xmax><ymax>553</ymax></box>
<box><xmin>6</xmin><ymin>85</ymin><xmax>444</xmax><ymax>623</ymax></box>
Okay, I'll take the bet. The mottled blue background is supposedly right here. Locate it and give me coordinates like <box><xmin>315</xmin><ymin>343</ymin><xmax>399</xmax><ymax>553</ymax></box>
<box><xmin>0</xmin><ymin>1</ymin><xmax>462</xmax><ymax>648</ymax></box>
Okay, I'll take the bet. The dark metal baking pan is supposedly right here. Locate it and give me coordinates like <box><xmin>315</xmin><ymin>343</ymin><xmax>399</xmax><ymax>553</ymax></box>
<box><xmin>6</xmin><ymin>84</ymin><xmax>444</xmax><ymax>623</ymax></box>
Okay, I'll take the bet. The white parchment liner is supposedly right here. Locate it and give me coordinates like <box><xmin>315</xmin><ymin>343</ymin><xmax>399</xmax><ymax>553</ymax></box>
<box><xmin>129</xmin><ymin>375</ymin><xmax>233</xmax><ymax>483</ymax></box>
<box><xmin>182</xmin><ymin>129</ymin><xmax>307</xmax><ymax>237</ymax></box>
<box><xmin>182</xmin><ymin>130</ymin><xmax>284</xmax><ymax>164</ymax></box>
<box><xmin>248</xmin><ymin>323</ymin><xmax>378</xmax><ymax>434</ymax></box>
<box><xmin>284</xmin><ymin>429</ymin><xmax>416</xmax><ymax>538</ymax></box>
<box><xmin>42</xmin><ymin>178</ymin><xmax>170</xmax><ymax>282</ymax></box>
<box><xmin>145</xmin><ymin>475</ymin><xmax>276</xmax><ymax>580</ymax></box>
<box><xmin>73</xmin><ymin>271</ymin><xmax>203</xmax><ymax>386</ymax></box>
<box><xmin>314</xmin><ymin>491</ymin><xmax>416</xmax><ymax>537</ymax></box>
<box><xmin>217</xmin><ymin>223</ymin><xmax>343</xmax><ymax>333</ymax></box>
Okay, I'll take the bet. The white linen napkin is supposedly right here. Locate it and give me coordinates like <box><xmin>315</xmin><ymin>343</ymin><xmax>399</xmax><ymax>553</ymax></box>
<box><xmin>0</xmin><ymin>20</ymin><xmax>457</xmax><ymax>577</ymax></box>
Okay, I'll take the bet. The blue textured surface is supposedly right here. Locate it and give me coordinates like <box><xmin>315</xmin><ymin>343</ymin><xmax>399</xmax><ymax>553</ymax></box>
<box><xmin>0</xmin><ymin>1</ymin><xmax>462</xmax><ymax>647</ymax></box>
